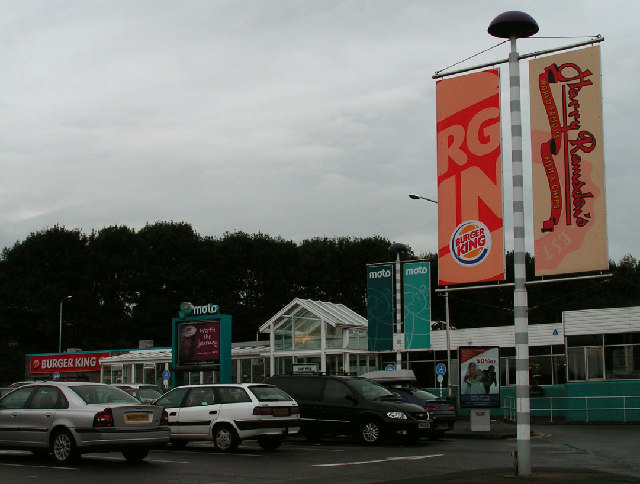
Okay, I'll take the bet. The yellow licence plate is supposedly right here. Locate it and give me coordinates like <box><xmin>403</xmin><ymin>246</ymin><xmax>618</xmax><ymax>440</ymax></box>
<box><xmin>125</xmin><ymin>413</ymin><xmax>151</xmax><ymax>422</ymax></box>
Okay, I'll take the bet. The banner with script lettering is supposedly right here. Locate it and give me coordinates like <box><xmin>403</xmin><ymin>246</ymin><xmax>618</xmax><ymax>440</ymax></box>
<box><xmin>436</xmin><ymin>69</ymin><xmax>505</xmax><ymax>285</ymax></box>
<box><xmin>403</xmin><ymin>261</ymin><xmax>431</xmax><ymax>349</ymax></box>
<box><xmin>529</xmin><ymin>46</ymin><xmax>608</xmax><ymax>275</ymax></box>
<box><xmin>366</xmin><ymin>264</ymin><xmax>394</xmax><ymax>351</ymax></box>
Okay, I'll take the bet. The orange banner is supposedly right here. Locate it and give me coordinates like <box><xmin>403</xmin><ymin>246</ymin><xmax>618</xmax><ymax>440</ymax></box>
<box><xmin>436</xmin><ymin>70</ymin><xmax>505</xmax><ymax>285</ymax></box>
<box><xmin>529</xmin><ymin>46</ymin><xmax>608</xmax><ymax>275</ymax></box>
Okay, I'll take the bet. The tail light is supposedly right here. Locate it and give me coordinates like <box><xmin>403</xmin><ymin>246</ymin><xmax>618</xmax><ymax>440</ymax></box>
<box><xmin>291</xmin><ymin>406</ymin><xmax>300</xmax><ymax>415</ymax></box>
<box><xmin>93</xmin><ymin>408</ymin><xmax>114</xmax><ymax>427</ymax></box>
<box><xmin>253</xmin><ymin>406</ymin><xmax>274</xmax><ymax>416</ymax></box>
<box><xmin>448</xmin><ymin>406</ymin><xmax>456</xmax><ymax>411</ymax></box>
<box><xmin>160</xmin><ymin>409</ymin><xmax>169</xmax><ymax>426</ymax></box>
<box><xmin>424</xmin><ymin>406</ymin><xmax>438</xmax><ymax>412</ymax></box>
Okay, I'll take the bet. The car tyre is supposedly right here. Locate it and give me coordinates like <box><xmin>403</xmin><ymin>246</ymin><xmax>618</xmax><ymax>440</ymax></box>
<box><xmin>50</xmin><ymin>429</ymin><xmax>79</xmax><ymax>465</ymax></box>
<box><xmin>358</xmin><ymin>419</ymin><xmax>382</xmax><ymax>444</ymax></box>
<box><xmin>212</xmin><ymin>424</ymin><xmax>239</xmax><ymax>452</ymax></box>
<box><xmin>258</xmin><ymin>435</ymin><xmax>282</xmax><ymax>451</ymax></box>
<box><xmin>122</xmin><ymin>448</ymin><xmax>149</xmax><ymax>462</ymax></box>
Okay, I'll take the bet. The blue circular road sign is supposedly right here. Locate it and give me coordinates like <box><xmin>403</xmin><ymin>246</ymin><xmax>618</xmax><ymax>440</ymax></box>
<box><xmin>435</xmin><ymin>363</ymin><xmax>447</xmax><ymax>376</ymax></box>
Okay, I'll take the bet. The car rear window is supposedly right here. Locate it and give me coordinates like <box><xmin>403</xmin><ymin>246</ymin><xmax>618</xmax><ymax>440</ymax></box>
<box><xmin>248</xmin><ymin>385</ymin><xmax>293</xmax><ymax>402</ymax></box>
<box><xmin>70</xmin><ymin>385</ymin><xmax>141</xmax><ymax>404</ymax></box>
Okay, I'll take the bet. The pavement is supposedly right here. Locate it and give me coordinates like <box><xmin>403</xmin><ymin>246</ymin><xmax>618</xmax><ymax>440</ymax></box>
<box><xmin>431</xmin><ymin>418</ymin><xmax>638</xmax><ymax>483</ymax></box>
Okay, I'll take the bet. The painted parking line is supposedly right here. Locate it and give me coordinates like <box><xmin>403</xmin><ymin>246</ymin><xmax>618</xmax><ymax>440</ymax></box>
<box><xmin>0</xmin><ymin>462</ymin><xmax>78</xmax><ymax>471</ymax></box>
<box><xmin>313</xmin><ymin>453</ymin><xmax>444</xmax><ymax>467</ymax></box>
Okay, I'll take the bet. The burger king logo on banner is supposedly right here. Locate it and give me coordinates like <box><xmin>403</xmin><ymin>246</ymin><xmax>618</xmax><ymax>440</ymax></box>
<box><xmin>450</xmin><ymin>220</ymin><xmax>491</xmax><ymax>267</ymax></box>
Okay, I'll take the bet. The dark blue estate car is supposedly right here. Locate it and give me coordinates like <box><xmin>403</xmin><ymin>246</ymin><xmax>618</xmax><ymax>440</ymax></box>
<box><xmin>362</xmin><ymin>371</ymin><xmax>457</xmax><ymax>439</ymax></box>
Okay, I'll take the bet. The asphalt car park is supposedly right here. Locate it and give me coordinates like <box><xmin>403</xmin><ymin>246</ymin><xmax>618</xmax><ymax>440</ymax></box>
<box><xmin>0</xmin><ymin>423</ymin><xmax>638</xmax><ymax>483</ymax></box>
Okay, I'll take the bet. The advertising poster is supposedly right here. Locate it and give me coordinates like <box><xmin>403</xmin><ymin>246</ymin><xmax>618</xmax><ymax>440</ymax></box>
<box><xmin>403</xmin><ymin>261</ymin><xmax>431</xmax><ymax>349</ymax></box>
<box><xmin>366</xmin><ymin>264</ymin><xmax>394</xmax><ymax>351</ymax></box>
<box><xmin>529</xmin><ymin>46</ymin><xmax>608</xmax><ymax>275</ymax></box>
<box><xmin>458</xmin><ymin>346</ymin><xmax>500</xmax><ymax>408</ymax></box>
<box><xmin>178</xmin><ymin>320</ymin><xmax>220</xmax><ymax>367</ymax></box>
<box><xmin>436</xmin><ymin>69</ymin><xmax>505</xmax><ymax>285</ymax></box>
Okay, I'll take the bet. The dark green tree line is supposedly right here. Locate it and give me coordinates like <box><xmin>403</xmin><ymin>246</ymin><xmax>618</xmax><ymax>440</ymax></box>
<box><xmin>1</xmin><ymin>222</ymin><xmax>638</xmax><ymax>384</ymax></box>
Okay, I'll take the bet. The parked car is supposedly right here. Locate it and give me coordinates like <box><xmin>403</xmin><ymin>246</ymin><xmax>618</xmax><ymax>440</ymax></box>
<box><xmin>152</xmin><ymin>383</ymin><xmax>300</xmax><ymax>451</ymax></box>
<box><xmin>362</xmin><ymin>370</ymin><xmax>457</xmax><ymax>439</ymax></box>
<box><xmin>123</xmin><ymin>387</ymin><xmax>163</xmax><ymax>404</ymax></box>
<box><xmin>0</xmin><ymin>388</ymin><xmax>14</xmax><ymax>398</ymax></box>
<box><xmin>264</xmin><ymin>374</ymin><xmax>431</xmax><ymax>444</ymax></box>
<box><xmin>0</xmin><ymin>381</ymin><xmax>170</xmax><ymax>464</ymax></box>
<box><xmin>113</xmin><ymin>384</ymin><xmax>164</xmax><ymax>394</ymax></box>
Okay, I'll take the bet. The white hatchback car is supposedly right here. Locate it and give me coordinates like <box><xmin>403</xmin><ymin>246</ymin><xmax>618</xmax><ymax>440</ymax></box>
<box><xmin>153</xmin><ymin>383</ymin><xmax>300</xmax><ymax>451</ymax></box>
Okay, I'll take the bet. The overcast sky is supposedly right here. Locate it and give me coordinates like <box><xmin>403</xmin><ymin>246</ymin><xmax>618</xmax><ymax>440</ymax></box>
<box><xmin>1</xmin><ymin>1</ymin><xmax>638</xmax><ymax>262</ymax></box>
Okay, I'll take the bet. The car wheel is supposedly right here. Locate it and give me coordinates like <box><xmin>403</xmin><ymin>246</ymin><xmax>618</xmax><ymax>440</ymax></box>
<box><xmin>122</xmin><ymin>448</ymin><xmax>149</xmax><ymax>462</ymax></box>
<box><xmin>258</xmin><ymin>435</ymin><xmax>282</xmax><ymax>451</ymax></box>
<box><xmin>359</xmin><ymin>419</ymin><xmax>382</xmax><ymax>444</ymax></box>
<box><xmin>50</xmin><ymin>429</ymin><xmax>79</xmax><ymax>465</ymax></box>
<box><xmin>212</xmin><ymin>425</ymin><xmax>239</xmax><ymax>452</ymax></box>
<box><xmin>170</xmin><ymin>439</ymin><xmax>188</xmax><ymax>449</ymax></box>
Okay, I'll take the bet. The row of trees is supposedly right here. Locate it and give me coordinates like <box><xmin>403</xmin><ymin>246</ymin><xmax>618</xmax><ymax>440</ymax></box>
<box><xmin>1</xmin><ymin>221</ymin><xmax>639</xmax><ymax>384</ymax></box>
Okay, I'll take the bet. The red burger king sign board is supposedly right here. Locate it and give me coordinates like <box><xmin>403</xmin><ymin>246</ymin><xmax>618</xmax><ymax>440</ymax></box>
<box><xmin>30</xmin><ymin>352</ymin><xmax>110</xmax><ymax>373</ymax></box>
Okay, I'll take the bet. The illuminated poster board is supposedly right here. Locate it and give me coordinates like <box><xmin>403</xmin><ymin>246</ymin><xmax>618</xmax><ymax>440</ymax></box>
<box><xmin>458</xmin><ymin>346</ymin><xmax>500</xmax><ymax>408</ymax></box>
<box><xmin>177</xmin><ymin>320</ymin><xmax>220</xmax><ymax>367</ymax></box>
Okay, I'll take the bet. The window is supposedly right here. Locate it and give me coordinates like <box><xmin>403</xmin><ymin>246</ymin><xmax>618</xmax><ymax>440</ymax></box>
<box><xmin>29</xmin><ymin>387</ymin><xmax>68</xmax><ymax>409</ymax></box>
<box><xmin>323</xmin><ymin>380</ymin><xmax>352</xmax><ymax>402</ymax></box>
<box><xmin>155</xmin><ymin>388</ymin><xmax>189</xmax><ymax>407</ymax></box>
<box><xmin>567</xmin><ymin>347</ymin><xmax>586</xmax><ymax>380</ymax></box>
<box><xmin>0</xmin><ymin>387</ymin><xmax>35</xmax><ymax>409</ymax></box>
<box><xmin>218</xmin><ymin>386</ymin><xmax>251</xmax><ymax>403</ymax></box>
<box><xmin>70</xmin><ymin>385</ymin><xmax>139</xmax><ymax>404</ymax></box>
<box><xmin>248</xmin><ymin>385</ymin><xmax>292</xmax><ymax>402</ymax></box>
<box><xmin>185</xmin><ymin>387</ymin><xmax>217</xmax><ymax>406</ymax></box>
<box><xmin>605</xmin><ymin>345</ymin><xmax>640</xmax><ymax>379</ymax></box>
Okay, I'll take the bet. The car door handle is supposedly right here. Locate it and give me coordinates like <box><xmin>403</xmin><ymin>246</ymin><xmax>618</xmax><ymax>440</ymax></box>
<box><xmin>44</xmin><ymin>414</ymin><xmax>53</xmax><ymax>418</ymax></box>
<box><xmin>209</xmin><ymin>411</ymin><xmax>217</xmax><ymax>415</ymax></box>
<box><xmin>11</xmin><ymin>413</ymin><xmax>19</xmax><ymax>418</ymax></box>
<box><xmin>169</xmin><ymin>412</ymin><xmax>177</xmax><ymax>416</ymax></box>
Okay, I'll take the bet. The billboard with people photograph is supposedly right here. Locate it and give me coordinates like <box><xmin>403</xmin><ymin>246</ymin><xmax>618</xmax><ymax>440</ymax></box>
<box><xmin>458</xmin><ymin>346</ymin><xmax>500</xmax><ymax>408</ymax></box>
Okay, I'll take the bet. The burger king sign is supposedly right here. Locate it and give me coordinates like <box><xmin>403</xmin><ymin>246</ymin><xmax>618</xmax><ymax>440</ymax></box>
<box><xmin>450</xmin><ymin>221</ymin><xmax>492</xmax><ymax>267</ymax></box>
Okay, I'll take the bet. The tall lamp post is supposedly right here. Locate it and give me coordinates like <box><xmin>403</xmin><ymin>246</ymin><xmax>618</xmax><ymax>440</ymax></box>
<box><xmin>409</xmin><ymin>193</ymin><xmax>452</xmax><ymax>400</ymax></box>
<box><xmin>488</xmin><ymin>10</ymin><xmax>538</xmax><ymax>477</ymax></box>
<box><xmin>59</xmin><ymin>295</ymin><xmax>72</xmax><ymax>353</ymax></box>
<box><xmin>388</xmin><ymin>242</ymin><xmax>409</xmax><ymax>370</ymax></box>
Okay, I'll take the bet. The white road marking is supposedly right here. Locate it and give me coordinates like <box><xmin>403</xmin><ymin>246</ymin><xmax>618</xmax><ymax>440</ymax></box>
<box><xmin>313</xmin><ymin>453</ymin><xmax>444</xmax><ymax>467</ymax></box>
<box><xmin>0</xmin><ymin>462</ymin><xmax>77</xmax><ymax>471</ymax></box>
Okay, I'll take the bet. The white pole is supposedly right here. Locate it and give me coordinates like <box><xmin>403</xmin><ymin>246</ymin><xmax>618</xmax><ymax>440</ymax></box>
<box><xmin>395</xmin><ymin>251</ymin><xmax>402</xmax><ymax>370</ymax></box>
<box><xmin>58</xmin><ymin>300</ymin><xmax>63</xmax><ymax>353</ymax></box>
<box><xmin>508</xmin><ymin>35</ymin><xmax>531</xmax><ymax>476</ymax></box>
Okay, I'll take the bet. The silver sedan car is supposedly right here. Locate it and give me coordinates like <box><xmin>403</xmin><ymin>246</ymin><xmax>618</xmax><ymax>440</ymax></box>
<box><xmin>0</xmin><ymin>381</ymin><xmax>170</xmax><ymax>464</ymax></box>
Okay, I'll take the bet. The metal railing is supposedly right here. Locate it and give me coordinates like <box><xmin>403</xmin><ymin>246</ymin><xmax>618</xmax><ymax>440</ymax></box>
<box><xmin>503</xmin><ymin>395</ymin><xmax>640</xmax><ymax>422</ymax></box>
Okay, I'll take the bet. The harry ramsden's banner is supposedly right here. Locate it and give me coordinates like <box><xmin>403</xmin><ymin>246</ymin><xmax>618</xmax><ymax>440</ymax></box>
<box><xmin>366</xmin><ymin>264</ymin><xmax>394</xmax><ymax>351</ymax></box>
<box><xmin>436</xmin><ymin>69</ymin><xmax>505</xmax><ymax>285</ymax></box>
<box><xmin>529</xmin><ymin>46</ymin><xmax>608</xmax><ymax>275</ymax></box>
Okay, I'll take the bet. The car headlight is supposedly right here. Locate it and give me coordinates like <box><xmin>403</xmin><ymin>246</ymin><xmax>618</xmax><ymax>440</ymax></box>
<box><xmin>386</xmin><ymin>411</ymin><xmax>407</xmax><ymax>420</ymax></box>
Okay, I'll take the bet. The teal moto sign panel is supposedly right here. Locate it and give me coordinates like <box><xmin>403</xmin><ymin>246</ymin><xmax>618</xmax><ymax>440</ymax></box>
<box><xmin>367</xmin><ymin>264</ymin><xmax>394</xmax><ymax>351</ymax></box>
<box><xmin>403</xmin><ymin>261</ymin><xmax>431</xmax><ymax>349</ymax></box>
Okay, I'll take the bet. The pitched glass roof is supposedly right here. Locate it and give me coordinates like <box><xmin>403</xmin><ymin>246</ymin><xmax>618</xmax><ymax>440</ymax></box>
<box><xmin>259</xmin><ymin>298</ymin><xmax>367</xmax><ymax>334</ymax></box>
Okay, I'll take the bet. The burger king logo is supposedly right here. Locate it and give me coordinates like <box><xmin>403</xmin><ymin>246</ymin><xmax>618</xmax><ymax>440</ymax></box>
<box><xmin>33</xmin><ymin>359</ymin><xmax>40</xmax><ymax>370</ymax></box>
<box><xmin>450</xmin><ymin>220</ymin><xmax>491</xmax><ymax>266</ymax></box>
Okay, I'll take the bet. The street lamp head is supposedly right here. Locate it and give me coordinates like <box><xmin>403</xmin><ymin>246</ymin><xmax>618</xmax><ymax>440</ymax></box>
<box><xmin>389</xmin><ymin>242</ymin><xmax>410</xmax><ymax>253</ymax></box>
<box><xmin>488</xmin><ymin>11</ymin><xmax>538</xmax><ymax>39</ymax></box>
<box><xmin>409</xmin><ymin>193</ymin><xmax>420</xmax><ymax>200</ymax></box>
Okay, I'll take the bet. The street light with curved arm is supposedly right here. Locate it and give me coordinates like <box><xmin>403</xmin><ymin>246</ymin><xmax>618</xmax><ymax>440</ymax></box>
<box><xmin>409</xmin><ymin>193</ymin><xmax>452</xmax><ymax>400</ymax></box>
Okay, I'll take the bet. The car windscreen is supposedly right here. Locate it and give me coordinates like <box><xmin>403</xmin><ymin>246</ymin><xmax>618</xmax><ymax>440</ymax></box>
<box><xmin>70</xmin><ymin>385</ymin><xmax>141</xmax><ymax>404</ymax></box>
<box><xmin>249</xmin><ymin>385</ymin><xmax>294</xmax><ymax>402</ymax></box>
<box><xmin>348</xmin><ymin>378</ymin><xmax>400</xmax><ymax>400</ymax></box>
